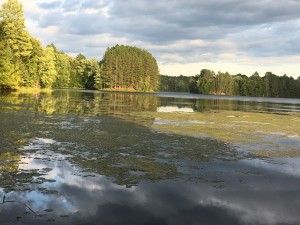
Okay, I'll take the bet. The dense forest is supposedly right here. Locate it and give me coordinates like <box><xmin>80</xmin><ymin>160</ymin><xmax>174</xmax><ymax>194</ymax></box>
<box><xmin>101</xmin><ymin>45</ymin><xmax>160</xmax><ymax>91</ymax></box>
<box><xmin>1</xmin><ymin>0</ymin><xmax>299</xmax><ymax>98</ymax></box>
<box><xmin>161</xmin><ymin>70</ymin><xmax>300</xmax><ymax>98</ymax></box>
<box><xmin>0</xmin><ymin>0</ymin><xmax>99</xmax><ymax>90</ymax></box>
<box><xmin>160</xmin><ymin>75</ymin><xmax>190</xmax><ymax>92</ymax></box>
<box><xmin>0</xmin><ymin>0</ymin><xmax>159</xmax><ymax>92</ymax></box>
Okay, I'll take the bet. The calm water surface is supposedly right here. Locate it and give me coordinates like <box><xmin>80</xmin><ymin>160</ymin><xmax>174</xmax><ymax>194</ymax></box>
<box><xmin>1</xmin><ymin>90</ymin><xmax>300</xmax><ymax>225</ymax></box>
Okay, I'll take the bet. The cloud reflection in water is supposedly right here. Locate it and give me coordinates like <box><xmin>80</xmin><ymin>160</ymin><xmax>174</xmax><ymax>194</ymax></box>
<box><xmin>1</xmin><ymin>146</ymin><xmax>300</xmax><ymax>225</ymax></box>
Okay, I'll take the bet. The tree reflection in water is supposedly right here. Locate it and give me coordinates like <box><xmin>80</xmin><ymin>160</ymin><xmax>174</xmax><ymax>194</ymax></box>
<box><xmin>0</xmin><ymin>90</ymin><xmax>300</xmax><ymax>225</ymax></box>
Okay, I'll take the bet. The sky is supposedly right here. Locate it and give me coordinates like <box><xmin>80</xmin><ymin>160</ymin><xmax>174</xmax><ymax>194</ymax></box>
<box><xmin>1</xmin><ymin>0</ymin><xmax>300</xmax><ymax>77</ymax></box>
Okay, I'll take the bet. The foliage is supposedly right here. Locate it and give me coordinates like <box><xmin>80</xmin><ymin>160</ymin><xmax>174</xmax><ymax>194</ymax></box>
<box><xmin>101</xmin><ymin>45</ymin><xmax>160</xmax><ymax>91</ymax></box>
<box><xmin>39</xmin><ymin>46</ymin><xmax>57</xmax><ymax>88</ymax></box>
<box><xmin>69</xmin><ymin>54</ymin><xmax>101</xmax><ymax>89</ymax></box>
<box><xmin>0</xmin><ymin>0</ymin><xmax>32</xmax><ymax>59</ymax></box>
<box><xmin>1</xmin><ymin>0</ymin><xmax>158</xmax><ymax>92</ymax></box>
<box><xmin>0</xmin><ymin>41</ymin><xmax>21</xmax><ymax>90</ymax></box>
<box><xmin>0</xmin><ymin>0</ymin><xmax>29</xmax><ymax>90</ymax></box>
<box><xmin>163</xmin><ymin>70</ymin><xmax>300</xmax><ymax>98</ymax></box>
<box><xmin>1</xmin><ymin>0</ymin><xmax>299</xmax><ymax>98</ymax></box>
<box><xmin>52</xmin><ymin>47</ymin><xmax>71</xmax><ymax>88</ymax></box>
<box><xmin>160</xmin><ymin>75</ymin><xmax>191</xmax><ymax>92</ymax></box>
<box><xmin>25</xmin><ymin>37</ymin><xmax>43</xmax><ymax>87</ymax></box>
<box><xmin>197</xmin><ymin>69</ymin><xmax>216</xmax><ymax>94</ymax></box>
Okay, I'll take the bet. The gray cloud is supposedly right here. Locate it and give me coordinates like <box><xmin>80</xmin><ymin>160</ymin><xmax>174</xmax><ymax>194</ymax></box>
<box><xmin>22</xmin><ymin>0</ymin><xmax>300</xmax><ymax>75</ymax></box>
<box><xmin>38</xmin><ymin>1</ymin><xmax>61</xmax><ymax>9</ymax></box>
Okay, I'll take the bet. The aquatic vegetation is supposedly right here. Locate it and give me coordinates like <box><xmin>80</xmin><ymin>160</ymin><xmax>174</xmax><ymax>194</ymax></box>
<box><xmin>17</xmin><ymin>87</ymin><xmax>53</xmax><ymax>94</ymax></box>
<box><xmin>1</xmin><ymin>90</ymin><xmax>300</xmax><ymax>225</ymax></box>
<box><xmin>130</xmin><ymin>110</ymin><xmax>300</xmax><ymax>158</ymax></box>
<box><xmin>252</xmin><ymin>149</ymin><xmax>300</xmax><ymax>158</ymax></box>
<box><xmin>0</xmin><ymin>152</ymin><xmax>20</xmax><ymax>173</ymax></box>
<box><xmin>1</xmin><ymin>90</ymin><xmax>299</xmax><ymax>193</ymax></box>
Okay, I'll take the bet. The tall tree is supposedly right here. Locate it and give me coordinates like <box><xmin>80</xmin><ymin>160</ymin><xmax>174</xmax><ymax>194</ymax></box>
<box><xmin>101</xmin><ymin>45</ymin><xmax>160</xmax><ymax>91</ymax></box>
<box><xmin>216</xmin><ymin>72</ymin><xmax>234</xmax><ymax>95</ymax></box>
<box><xmin>0</xmin><ymin>0</ymin><xmax>33</xmax><ymax>89</ymax></box>
<box><xmin>0</xmin><ymin>0</ymin><xmax>32</xmax><ymax>59</ymax></box>
<box><xmin>0</xmin><ymin>40</ymin><xmax>21</xmax><ymax>90</ymax></box>
<box><xmin>84</xmin><ymin>59</ymin><xmax>101</xmax><ymax>89</ymax></box>
<box><xmin>197</xmin><ymin>69</ymin><xmax>216</xmax><ymax>94</ymax></box>
<box><xmin>52</xmin><ymin>45</ymin><xmax>71</xmax><ymax>88</ymax></box>
<box><xmin>263</xmin><ymin>72</ymin><xmax>280</xmax><ymax>97</ymax></box>
<box><xmin>24</xmin><ymin>37</ymin><xmax>43</xmax><ymax>87</ymax></box>
<box><xmin>39</xmin><ymin>46</ymin><xmax>57</xmax><ymax>88</ymax></box>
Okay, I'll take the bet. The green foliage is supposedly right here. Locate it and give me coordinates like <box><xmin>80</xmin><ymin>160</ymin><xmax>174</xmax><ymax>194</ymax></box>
<box><xmin>69</xmin><ymin>57</ymin><xmax>84</xmax><ymax>88</ymax></box>
<box><xmin>85</xmin><ymin>59</ymin><xmax>101</xmax><ymax>89</ymax></box>
<box><xmin>187</xmin><ymin>69</ymin><xmax>300</xmax><ymax>98</ymax></box>
<box><xmin>0</xmin><ymin>0</ymin><xmax>32</xmax><ymax>59</ymax></box>
<box><xmin>160</xmin><ymin>75</ymin><xmax>191</xmax><ymax>92</ymax></box>
<box><xmin>101</xmin><ymin>45</ymin><xmax>160</xmax><ymax>91</ymax></box>
<box><xmin>39</xmin><ymin>46</ymin><xmax>57</xmax><ymax>88</ymax></box>
<box><xmin>24</xmin><ymin>37</ymin><xmax>43</xmax><ymax>87</ymax></box>
<box><xmin>1</xmin><ymin>0</ymin><xmax>299</xmax><ymax>98</ymax></box>
<box><xmin>215</xmin><ymin>72</ymin><xmax>234</xmax><ymax>95</ymax></box>
<box><xmin>0</xmin><ymin>40</ymin><xmax>21</xmax><ymax>90</ymax></box>
<box><xmin>94</xmin><ymin>63</ymin><xmax>103</xmax><ymax>90</ymax></box>
<box><xmin>199</xmin><ymin>69</ymin><xmax>216</xmax><ymax>94</ymax></box>
<box><xmin>69</xmin><ymin>54</ymin><xmax>101</xmax><ymax>89</ymax></box>
<box><xmin>53</xmin><ymin>49</ymin><xmax>71</xmax><ymax>88</ymax></box>
<box><xmin>0</xmin><ymin>0</ymin><xmax>103</xmax><ymax>91</ymax></box>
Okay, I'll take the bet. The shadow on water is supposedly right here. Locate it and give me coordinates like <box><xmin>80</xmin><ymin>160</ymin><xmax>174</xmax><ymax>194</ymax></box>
<box><xmin>1</xmin><ymin>90</ymin><xmax>300</xmax><ymax>224</ymax></box>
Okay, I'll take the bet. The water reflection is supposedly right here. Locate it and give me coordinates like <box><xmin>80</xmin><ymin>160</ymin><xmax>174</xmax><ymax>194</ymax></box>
<box><xmin>2</xmin><ymin>90</ymin><xmax>300</xmax><ymax>116</ymax></box>
<box><xmin>1</xmin><ymin>90</ymin><xmax>300</xmax><ymax>224</ymax></box>
<box><xmin>157</xmin><ymin>106</ymin><xmax>194</xmax><ymax>113</ymax></box>
<box><xmin>1</xmin><ymin>147</ymin><xmax>300</xmax><ymax>225</ymax></box>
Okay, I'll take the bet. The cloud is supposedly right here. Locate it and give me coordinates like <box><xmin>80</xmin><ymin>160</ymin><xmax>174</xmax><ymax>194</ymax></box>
<box><xmin>38</xmin><ymin>1</ymin><xmax>61</xmax><ymax>9</ymax></box>
<box><xmin>1</xmin><ymin>0</ymin><xmax>300</xmax><ymax>76</ymax></box>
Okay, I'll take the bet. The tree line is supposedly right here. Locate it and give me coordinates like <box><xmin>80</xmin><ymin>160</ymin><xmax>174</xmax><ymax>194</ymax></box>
<box><xmin>1</xmin><ymin>0</ymin><xmax>299</xmax><ymax>98</ymax></box>
<box><xmin>161</xmin><ymin>70</ymin><xmax>300</xmax><ymax>98</ymax></box>
<box><xmin>0</xmin><ymin>0</ymin><xmax>159</xmax><ymax>92</ymax></box>
<box><xmin>101</xmin><ymin>45</ymin><xmax>160</xmax><ymax>91</ymax></box>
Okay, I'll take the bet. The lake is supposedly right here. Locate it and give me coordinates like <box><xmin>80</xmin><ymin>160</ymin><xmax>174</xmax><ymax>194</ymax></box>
<box><xmin>1</xmin><ymin>89</ymin><xmax>300</xmax><ymax>225</ymax></box>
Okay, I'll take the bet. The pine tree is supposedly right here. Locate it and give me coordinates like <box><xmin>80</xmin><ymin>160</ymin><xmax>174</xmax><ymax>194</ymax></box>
<box><xmin>0</xmin><ymin>0</ymin><xmax>32</xmax><ymax>59</ymax></box>
<box><xmin>100</xmin><ymin>45</ymin><xmax>160</xmax><ymax>91</ymax></box>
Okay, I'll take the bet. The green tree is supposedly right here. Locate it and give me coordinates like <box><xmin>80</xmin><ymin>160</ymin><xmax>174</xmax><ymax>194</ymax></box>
<box><xmin>248</xmin><ymin>72</ymin><xmax>264</xmax><ymax>97</ymax></box>
<box><xmin>232</xmin><ymin>74</ymin><xmax>248</xmax><ymax>96</ymax></box>
<box><xmin>84</xmin><ymin>59</ymin><xmax>101</xmax><ymax>89</ymax></box>
<box><xmin>24</xmin><ymin>37</ymin><xmax>43</xmax><ymax>87</ymax></box>
<box><xmin>0</xmin><ymin>0</ymin><xmax>32</xmax><ymax>59</ymax></box>
<box><xmin>94</xmin><ymin>63</ymin><xmax>103</xmax><ymax>90</ymax></box>
<box><xmin>215</xmin><ymin>72</ymin><xmax>234</xmax><ymax>95</ymax></box>
<box><xmin>160</xmin><ymin>75</ymin><xmax>190</xmax><ymax>92</ymax></box>
<box><xmin>0</xmin><ymin>40</ymin><xmax>21</xmax><ymax>90</ymax></box>
<box><xmin>263</xmin><ymin>72</ymin><xmax>280</xmax><ymax>97</ymax></box>
<box><xmin>197</xmin><ymin>69</ymin><xmax>216</xmax><ymax>94</ymax></box>
<box><xmin>69</xmin><ymin>54</ymin><xmax>87</xmax><ymax>88</ymax></box>
<box><xmin>53</xmin><ymin>47</ymin><xmax>72</xmax><ymax>88</ymax></box>
<box><xmin>0</xmin><ymin>0</ymin><xmax>35</xmax><ymax>88</ymax></box>
<box><xmin>39</xmin><ymin>46</ymin><xmax>57</xmax><ymax>88</ymax></box>
<box><xmin>101</xmin><ymin>45</ymin><xmax>160</xmax><ymax>91</ymax></box>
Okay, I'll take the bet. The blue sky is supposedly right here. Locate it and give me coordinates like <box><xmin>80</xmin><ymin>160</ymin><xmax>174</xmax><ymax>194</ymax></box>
<box><xmin>1</xmin><ymin>0</ymin><xmax>300</xmax><ymax>77</ymax></box>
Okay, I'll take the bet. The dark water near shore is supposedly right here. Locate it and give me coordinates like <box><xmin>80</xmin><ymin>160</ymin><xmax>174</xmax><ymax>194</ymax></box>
<box><xmin>1</xmin><ymin>90</ymin><xmax>300</xmax><ymax>225</ymax></box>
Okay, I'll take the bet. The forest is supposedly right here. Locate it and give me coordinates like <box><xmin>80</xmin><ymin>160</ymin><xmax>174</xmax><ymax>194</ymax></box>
<box><xmin>161</xmin><ymin>70</ymin><xmax>300</xmax><ymax>98</ymax></box>
<box><xmin>1</xmin><ymin>0</ymin><xmax>299</xmax><ymax>98</ymax></box>
<box><xmin>0</xmin><ymin>0</ymin><xmax>159</xmax><ymax>92</ymax></box>
<box><xmin>101</xmin><ymin>45</ymin><xmax>160</xmax><ymax>91</ymax></box>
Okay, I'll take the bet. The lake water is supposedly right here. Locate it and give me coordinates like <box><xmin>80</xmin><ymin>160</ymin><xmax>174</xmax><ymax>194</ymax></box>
<box><xmin>1</xmin><ymin>89</ymin><xmax>300</xmax><ymax>225</ymax></box>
